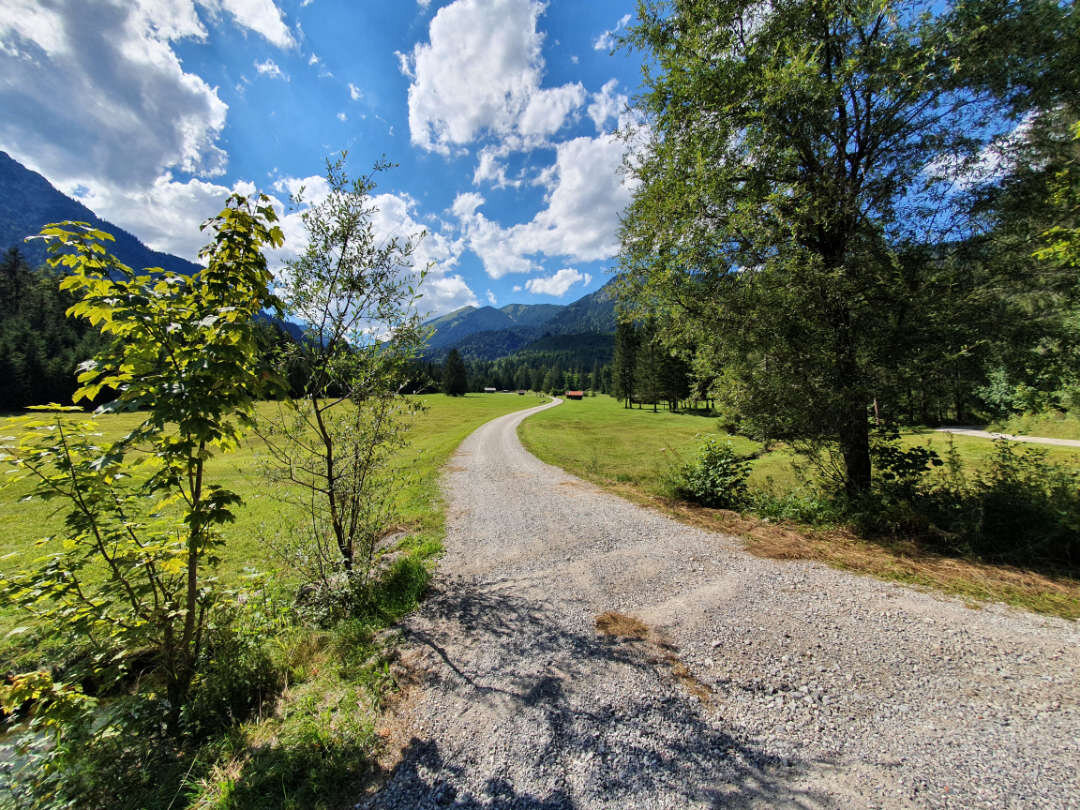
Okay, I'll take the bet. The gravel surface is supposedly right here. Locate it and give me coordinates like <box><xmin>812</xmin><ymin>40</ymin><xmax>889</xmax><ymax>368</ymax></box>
<box><xmin>934</xmin><ymin>426</ymin><xmax>1080</xmax><ymax>448</ymax></box>
<box><xmin>365</xmin><ymin>399</ymin><xmax>1080</xmax><ymax>809</ymax></box>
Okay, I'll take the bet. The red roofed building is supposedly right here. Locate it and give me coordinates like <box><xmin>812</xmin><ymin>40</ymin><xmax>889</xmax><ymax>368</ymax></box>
<box><xmin>565</xmin><ymin>390</ymin><xmax>584</xmax><ymax>400</ymax></box>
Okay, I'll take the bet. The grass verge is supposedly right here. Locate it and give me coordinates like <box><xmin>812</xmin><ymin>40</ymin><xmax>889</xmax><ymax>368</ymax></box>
<box><xmin>1</xmin><ymin>393</ymin><xmax>544</xmax><ymax>809</ymax></box>
<box><xmin>519</xmin><ymin>396</ymin><xmax>1080</xmax><ymax>620</ymax></box>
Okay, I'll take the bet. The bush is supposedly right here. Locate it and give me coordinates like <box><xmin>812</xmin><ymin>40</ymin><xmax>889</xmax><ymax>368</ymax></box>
<box><xmin>926</xmin><ymin>440</ymin><xmax>1080</xmax><ymax>565</ymax></box>
<box><xmin>672</xmin><ymin>437</ymin><xmax>751</xmax><ymax>509</ymax></box>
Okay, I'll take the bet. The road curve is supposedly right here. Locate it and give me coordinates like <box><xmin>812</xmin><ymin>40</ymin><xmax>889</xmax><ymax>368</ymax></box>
<box><xmin>366</xmin><ymin>398</ymin><xmax>1079</xmax><ymax>809</ymax></box>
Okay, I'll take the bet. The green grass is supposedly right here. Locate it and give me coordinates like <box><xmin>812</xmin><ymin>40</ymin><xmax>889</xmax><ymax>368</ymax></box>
<box><xmin>520</xmin><ymin>396</ymin><xmax>1080</xmax><ymax>494</ymax></box>
<box><xmin>519</xmin><ymin>395</ymin><xmax>1080</xmax><ymax>618</ymax></box>
<box><xmin>0</xmin><ymin>393</ymin><xmax>544</xmax><ymax>653</ymax></box>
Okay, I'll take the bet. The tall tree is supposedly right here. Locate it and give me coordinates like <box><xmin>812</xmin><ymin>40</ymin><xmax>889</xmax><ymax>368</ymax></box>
<box><xmin>620</xmin><ymin>0</ymin><xmax>1062</xmax><ymax>493</ymax></box>
<box><xmin>612</xmin><ymin>320</ymin><xmax>640</xmax><ymax>408</ymax></box>
<box><xmin>442</xmin><ymin>348</ymin><xmax>468</xmax><ymax>396</ymax></box>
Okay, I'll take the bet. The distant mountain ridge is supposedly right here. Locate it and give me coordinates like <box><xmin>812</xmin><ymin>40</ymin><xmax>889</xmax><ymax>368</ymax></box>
<box><xmin>0</xmin><ymin>150</ymin><xmax>201</xmax><ymax>275</ymax></box>
<box><xmin>424</xmin><ymin>279</ymin><xmax>617</xmax><ymax>361</ymax></box>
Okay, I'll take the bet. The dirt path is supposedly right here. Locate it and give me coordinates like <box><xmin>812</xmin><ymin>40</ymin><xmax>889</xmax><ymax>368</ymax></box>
<box><xmin>934</xmin><ymin>426</ymin><xmax>1080</xmax><ymax>448</ymax></box>
<box><xmin>366</xmin><ymin>400</ymin><xmax>1079</xmax><ymax>809</ymax></box>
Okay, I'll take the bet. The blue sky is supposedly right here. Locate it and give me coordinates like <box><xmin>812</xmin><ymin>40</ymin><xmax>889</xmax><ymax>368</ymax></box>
<box><xmin>0</xmin><ymin>0</ymin><xmax>645</xmax><ymax>316</ymax></box>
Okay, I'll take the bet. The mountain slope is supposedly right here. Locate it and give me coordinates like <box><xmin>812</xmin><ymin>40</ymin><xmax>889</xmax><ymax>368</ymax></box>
<box><xmin>423</xmin><ymin>279</ymin><xmax>619</xmax><ymax>360</ymax></box>
<box><xmin>499</xmin><ymin>303</ymin><xmax>563</xmax><ymax>327</ymax></box>
<box><xmin>541</xmin><ymin>277</ymin><xmax>617</xmax><ymax>335</ymax></box>
<box><xmin>0</xmin><ymin>151</ymin><xmax>201</xmax><ymax>275</ymax></box>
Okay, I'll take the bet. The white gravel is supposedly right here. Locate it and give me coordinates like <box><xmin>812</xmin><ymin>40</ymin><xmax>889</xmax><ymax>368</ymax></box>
<box><xmin>364</xmin><ymin>398</ymin><xmax>1080</xmax><ymax>809</ymax></box>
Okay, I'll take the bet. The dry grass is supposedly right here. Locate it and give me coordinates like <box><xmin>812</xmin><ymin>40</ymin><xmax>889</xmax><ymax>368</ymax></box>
<box><xmin>646</xmin><ymin>494</ymin><xmax>1080</xmax><ymax>621</ymax></box>
<box><xmin>595</xmin><ymin>611</ymin><xmax>713</xmax><ymax>703</ymax></box>
<box><xmin>595</xmin><ymin>610</ymin><xmax>651</xmax><ymax>641</ymax></box>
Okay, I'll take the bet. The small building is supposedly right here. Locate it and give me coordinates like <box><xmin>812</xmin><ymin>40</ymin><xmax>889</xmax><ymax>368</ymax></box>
<box><xmin>565</xmin><ymin>390</ymin><xmax>584</xmax><ymax>400</ymax></box>
<box><xmin>483</xmin><ymin>387</ymin><xmax>497</xmax><ymax>393</ymax></box>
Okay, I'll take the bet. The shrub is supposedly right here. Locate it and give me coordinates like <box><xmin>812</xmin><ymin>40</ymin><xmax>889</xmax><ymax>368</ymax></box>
<box><xmin>672</xmin><ymin>437</ymin><xmax>751</xmax><ymax>509</ymax></box>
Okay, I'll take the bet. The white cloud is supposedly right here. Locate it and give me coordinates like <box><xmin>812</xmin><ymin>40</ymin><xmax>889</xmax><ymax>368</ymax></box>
<box><xmin>255</xmin><ymin>58</ymin><xmax>285</xmax><ymax>79</ymax></box>
<box><xmin>453</xmin><ymin>131</ymin><xmax>638</xmax><ymax>277</ymax></box>
<box><xmin>593</xmin><ymin>13</ymin><xmax>631</xmax><ymax>52</ymax></box>
<box><xmin>512</xmin><ymin>284</ymin><xmax>522</xmax><ymax>292</ymax></box>
<box><xmin>417</xmin><ymin>0</ymin><xmax>433</xmax><ymax>8</ymax></box>
<box><xmin>308</xmin><ymin>52</ymin><xmax>319</xmax><ymax>65</ymax></box>
<box><xmin>0</xmin><ymin>0</ymin><xmax>228</xmax><ymax>192</ymax></box>
<box><xmin>486</xmin><ymin>289</ymin><xmax>497</xmax><ymax>306</ymax></box>
<box><xmin>587</xmin><ymin>78</ymin><xmax>628</xmax><ymax>133</ymax></box>
<box><xmin>524</xmin><ymin>267</ymin><xmax>590</xmax><ymax>297</ymax></box>
<box><xmin>337</xmin><ymin>111</ymin><xmax>347</xmax><ymax>122</ymax></box>
<box><xmin>424</xmin><ymin>274</ymin><xmax>478</xmax><ymax>314</ymax></box>
<box><xmin>348</xmin><ymin>82</ymin><xmax>363</xmax><ymax>101</ymax></box>
<box><xmin>402</xmin><ymin>0</ymin><xmax>584</xmax><ymax>153</ymax></box>
<box><xmin>518</xmin><ymin>83</ymin><xmax>585</xmax><ymax>138</ymax></box>
<box><xmin>208</xmin><ymin>0</ymin><xmax>296</xmax><ymax>49</ymax></box>
<box><xmin>272</xmin><ymin>173</ymin><xmax>331</xmax><ymax>205</ymax></box>
<box><xmin>68</xmin><ymin>173</ymin><xmax>246</xmax><ymax>262</ymax></box>
<box><xmin>472</xmin><ymin>146</ymin><xmax>520</xmax><ymax>189</ymax></box>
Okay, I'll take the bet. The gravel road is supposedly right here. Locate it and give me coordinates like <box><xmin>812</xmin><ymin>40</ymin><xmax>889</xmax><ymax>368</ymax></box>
<box><xmin>365</xmin><ymin>398</ymin><xmax>1080</xmax><ymax>809</ymax></box>
<box><xmin>934</xmin><ymin>427</ymin><xmax>1080</xmax><ymax>448</ymax></box>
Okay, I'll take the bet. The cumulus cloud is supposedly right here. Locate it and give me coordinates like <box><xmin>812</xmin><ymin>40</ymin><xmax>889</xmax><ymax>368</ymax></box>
<box><xmin>71</xmin><ymin>173</ymin><xmax>247</xmax><ymax>262</ymax></box>
<box><xmin>593</xmin><ymin>13</ymin><xmax>631</xmax><ymax>52</ymax></box>
<box><xmin>0</xmin><ymin>0</ymin><xmax>229</xmax><ymax>191</ymax></box>
<box><xmin>401</xmin><ymin>0</ymin><xmax>583</xmax><ymax>153</ymax></box>
<box><xmin>337</xmin><ymin>111</ymin><xmax>347</xmax><ymax>122</ymax></box>
<box><xmin>453</xmin><ymin>131</ymin><xmax>637</xmax><ymax>277</ymax></box>
<box><xmin>348</xmin><ymin>82</ymin><xmax>363</xmax><ymax>101</ymax></box>
<box><xmin>524</xmin><ymin>267</ymin><xmax>590</xmax><ymax>297</ymax></box>
<box><xmin>518</xmin><ymin>83</ymin><xmax>586</xmax><ymax>138</ymax></box>
<box><xmin>486</xmin><ymin>289</ymin><xmax>497</xmax><ymax>306</ymax></box>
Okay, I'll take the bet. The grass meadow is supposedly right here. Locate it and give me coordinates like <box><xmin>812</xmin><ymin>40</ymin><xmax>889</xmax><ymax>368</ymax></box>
<box><xmin>519</xmin><ymin>395</ymin><xmax>1080</xmax><ymax>619</ymax></box>
<box><xmin>0</xmin><ymin>393</ymin><xmax>544</xmax><ymax>659</ymax></box>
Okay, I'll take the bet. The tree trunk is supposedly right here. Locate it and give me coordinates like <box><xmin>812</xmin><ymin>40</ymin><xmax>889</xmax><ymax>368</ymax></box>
<box><xmin>840</xmin><ymin>402</ymin><xmax>871</xmax><ymax>496</ymax></box>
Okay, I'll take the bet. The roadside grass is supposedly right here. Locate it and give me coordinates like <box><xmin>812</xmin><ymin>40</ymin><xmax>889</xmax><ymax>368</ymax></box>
<box><xmin>0</xmin><ymin>394</ymin><xmax>541</xmax><ymax>646</ymax></box>
<box><xmin>519</xmin><ymin>395</ymin><xmax>1080</xmax><ymax>620</ymax></box>
<box><xmin>987</xmin><ymin>410</ymin><xmax>1080</xmax><ymax>441</ymax></box>
<box><xmin>0</xmin><ymin>393</ymin><xmax>541</xmax><ymax>809</ymax></box>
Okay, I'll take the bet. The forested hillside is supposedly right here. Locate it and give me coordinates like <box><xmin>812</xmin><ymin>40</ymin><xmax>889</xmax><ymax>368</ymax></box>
<box><xmin>0</xmin><ymin>152</ymin><xmax>201</xmax><ymax>275</ymax></box>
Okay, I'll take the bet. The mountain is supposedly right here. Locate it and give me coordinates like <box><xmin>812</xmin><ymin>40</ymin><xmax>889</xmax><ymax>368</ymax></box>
<box><xmin>0</xmin><ymin>151</ymin><xmax>201</xmax><ymax>275</ymax></box>
<box><xmin>541</xmin><ymin>278</ymin><xmax>618</xmax><ymax>336</ymax></box>
<box><xmin>498</xmin><ymin>303</ymin><xmax>563</xmax><ymax>327</ymax></box>
<box><xmin>423</xmin><ymin>279</ymin><xmax>619</xmax><ymax>360</ymax></box>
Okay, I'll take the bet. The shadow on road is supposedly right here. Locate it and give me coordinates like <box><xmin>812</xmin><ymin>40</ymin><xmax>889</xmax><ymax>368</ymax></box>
<box><xmin>364</xmin><ymin>580</ymin><xmax>831</xmax><ymax>809</ymax></box>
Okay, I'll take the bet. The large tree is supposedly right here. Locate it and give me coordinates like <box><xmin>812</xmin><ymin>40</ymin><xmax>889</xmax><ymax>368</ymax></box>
<box><xmin>619</xmin><ymin>0</ymin><xmax>1066</xmax><ymax>494</ymax></box>
<box><xmin>442</xmin><ymin>348</ymin><xmax>468</xmax><ymax>396</ymax></box>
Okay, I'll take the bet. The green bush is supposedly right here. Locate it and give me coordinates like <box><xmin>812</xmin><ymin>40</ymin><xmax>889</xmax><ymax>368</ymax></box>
<box><xmin>672</xmin><ymin>437</ymin><xmax>751</xmax><ymax>509</ymax></box>
<box><xmin>926</xmin><ymin>440</ymin><xmax>1080</xmax><ymax>565</ymax></box>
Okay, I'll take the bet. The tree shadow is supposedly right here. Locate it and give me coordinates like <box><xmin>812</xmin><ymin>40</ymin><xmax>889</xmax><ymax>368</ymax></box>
<box><xmin>363</xmin><ymin>579</ymin><xmax>833</xmax><ymax>809</ymax></box>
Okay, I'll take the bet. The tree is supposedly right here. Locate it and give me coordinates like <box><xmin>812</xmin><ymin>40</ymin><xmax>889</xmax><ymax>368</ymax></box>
<box><xmin>1</xmin><ymin>196</ymin><xmax>282</xmax><ymax>728</ymax></box>
<box><xmin>620</xmin><ymin>0</ymin><xmax>1059</xmax><ymax>494</ymax></box>
<box><xmin>442</xmin><ymin>348</ymin><xmax>468</xmax><ymax>396</ymax></box>
<box><xmin>260</xmin><ymin>157</ymin><xmax>426</xmax><ymax>596</ymax></box>
<box><xmin>612</xmin><ymin>320</ymin><xmax>639</xmax><ymax>408</ymax></box>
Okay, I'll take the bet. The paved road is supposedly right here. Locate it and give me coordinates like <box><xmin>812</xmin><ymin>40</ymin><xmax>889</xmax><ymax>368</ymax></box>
<box><xmin>366</xmin><ymin>400</ymin><xmax>1080</xmax><ymax>809</ymax></box>
<box><xmin>934</xmin><ymin>426</ymin><xmax>1080</xmax><ymax>448</ymax></box>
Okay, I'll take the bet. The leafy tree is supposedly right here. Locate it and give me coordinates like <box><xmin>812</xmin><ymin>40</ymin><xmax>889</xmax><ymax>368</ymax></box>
<box><xmin>442</xmin><ymin>348</ymin><xmax>468</xmax><ymax>396</ymax></box>
<box><xmin>260</xmin><ymin>157</ymin><xmax>426</xmax><ymax>597</ymax></box>
<box><xmin>620</xmin><ymin>0</ymin><xmax>1061</xmax><ymax>494</ymax></box>
<box><xmin>0</xmin><ymin>196</ymin><xmax>283</xmax><ymax>729</ymax></box>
